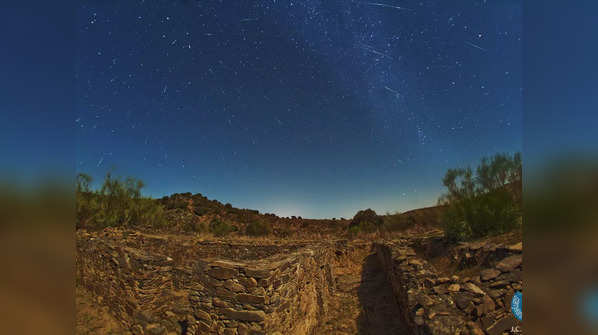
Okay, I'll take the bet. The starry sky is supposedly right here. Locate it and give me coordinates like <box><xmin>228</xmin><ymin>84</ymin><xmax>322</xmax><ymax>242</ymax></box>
<box><xmin>75</xmin><ymin>0</ymin><xmax>521</xmax><ymax>218</ymax></box>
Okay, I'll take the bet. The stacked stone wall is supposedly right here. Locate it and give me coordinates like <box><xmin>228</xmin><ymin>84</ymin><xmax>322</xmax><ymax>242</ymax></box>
<box><xmin>375</xmin><ymin>239</ymin><xmax>523</xmax><ymax>335</ymax></box>
<box><xmin>76</xmin><ymin>231</ymin><xmax>334</xmax><ymax>335</ymax></box>
<box><xmin>375</xmin><ymin>241</ymin><xmax>468</xmax><ymax>335</ymax></box>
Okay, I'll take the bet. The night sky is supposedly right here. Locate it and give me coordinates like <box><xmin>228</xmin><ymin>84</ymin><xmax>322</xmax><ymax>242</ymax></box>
<box><xmin>75</xmin><ymin>0</ymin><xmax>521</xmax><ymax>218</ymax></box>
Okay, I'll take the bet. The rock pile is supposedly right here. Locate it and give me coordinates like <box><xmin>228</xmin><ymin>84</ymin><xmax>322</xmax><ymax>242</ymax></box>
<box><xmin>452</xmin><ymin>240</ymin><xmax>522</xmax><ymax>270</ymax></box>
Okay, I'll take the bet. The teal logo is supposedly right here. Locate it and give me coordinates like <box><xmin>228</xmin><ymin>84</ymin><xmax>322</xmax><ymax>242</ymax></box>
<box><xmin>511</xmin><ymin>291</ymin><xmax>522</xmax><ymax>321</ymax></box>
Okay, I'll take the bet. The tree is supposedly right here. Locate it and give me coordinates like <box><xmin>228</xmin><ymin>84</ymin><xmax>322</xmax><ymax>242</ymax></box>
<box><xmin>349</xmin><ymin>209</ymin><xmax>383</xmax><ymax>234</ymax></box>
<box><xmin>439</xmin><ymin>153</ymin><xmax>522</xmax><ymax>242</ymax></box>
<box><xmin>76</xmin><ymin>173</ymin><xmax>92</xmax><ymax>193</ymax></box>
<box><xmin>75</xmin><ymin>172</ymin><xmax>167</xmax><ymax>229</ymax></box>
<box><xmin>76</xmin><ymin>173</ymin><xmax>94</xmax><ymax>228</ymax></box>
<box><xmin>351</xmin><ymin>209</ymin><xmax>382</xmax><ymax>226</ymax></box>
<box><xmin>476</xmin><ymin>152</ymin><xmax>522</xmax><ymax>194</ymax></box>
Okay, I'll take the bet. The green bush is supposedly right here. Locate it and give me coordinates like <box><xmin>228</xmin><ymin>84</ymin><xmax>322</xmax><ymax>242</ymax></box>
<box><xmin>76</xmin><ymin>173</ymin><xmax>167</xmax><ymax>229</ymax></box>
<box><xmin>439</xmin><ymin>153</ymin><xmax>522</xmax><ymax>242</ymax></box>
<box><xmin>348</xmin><ymin>209</ymin><xmax>382</xmax><ymax>234</ymax></box>
<box><xmin>348</xmin><ymin>224</ymin><xmax>360</xmax><ymax>235</ymax></box>
<box><xmin>245</xmin><ymin>220</ymin><xmax>272</xmax><ymax>236</ymax></box>
<box><xmin>189</xmin><ymin>220</ymin><xmax>209</xmax><ymax>233</ymax></box>
<box><xmin>350</xmin><ymin>221</ymin><xmax>377</xmax><ymax>234</ymax></box>
<box><xmin>209</xmin><ymin>219</ymin><xmax>235</xmax><ymax>236</ymax></box>
<box><xmin>163</xmin><ymin>197</ymin><xmax>188</xmax><ymax>210</ymax></box>
<box><xmin>351</xmin><ymin>209</ymin><xmax>382</xmax><ymax>227</ymax></box>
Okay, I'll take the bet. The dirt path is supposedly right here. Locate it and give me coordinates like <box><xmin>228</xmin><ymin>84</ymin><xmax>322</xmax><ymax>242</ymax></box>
<box><xmin>316</xmin><ymin>245</ymin><xmax>408</xmax><ymax>335</ymax></box>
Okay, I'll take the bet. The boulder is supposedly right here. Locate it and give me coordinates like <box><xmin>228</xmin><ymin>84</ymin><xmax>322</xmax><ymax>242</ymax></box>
<box><xmin>236</xmin><ymin>293</ymin><xmax>266</xmax><ymax>305</ymax></box>
<box><xmin>448</xmin><ymin>284</ymin><xmax>461</xmax><ymax>292</ymax></box>
<box><xmin>436</xmin><ymin>277</ymin><xmax>450</xmax><ymax>284</ymax></box>
<box><xmin>239</xmin><ymin>276</ymin><xmax>257</xmax><ymax>289</ymax></box>
<box><xmin>454</xmin><ymin>293</ymin><xmax>474</xmax><ymax>310</ymax></box>
<box><xmin>463</xmin><ymin>283</ymin><xmax>486</xmax><ymax>296</ymax></box>
<box><xmin>433</xmin><ymin>285</ymin><xmax>446</xmax><ymax>295</ymax></box>
<box><xmin>507</xmin><ymin>242</ymin><xmax>522</xmax><ymax>252</ymax></box>
<box><xmin>207</xmin><ymin>267</ymin><xmax>237</xmax><ymax>280</ymax></box>
<box><xmin>145</xmin><ymin>324</ymin><xmax>166</xmax><ymax>335</ymax></box>
<box><xmin>416</xmin><ymin>293</ymin><xmax>435</xmax><ymax>307</ymax></box>
<box><xmin>480</xmin><ymin>269</ymin><xmax>501</xmax><ymax>281</ymax></box>
<box><xmin>221</xmin><ymin>308</ymin><xmax>266</xmax><ymax>322</ymax></box>
<box><xmin>496</xmin><ymin>255</ymin><xmax>522</xmax><ymax>272</ymax></box>
<box><xmin>244</xmin><ymin>267</ymin><xmax>271</xmax><ymax>279</ymax></box>
<box><xmin>479</xmin><ymin>295</ymin><xmax>496</xmax><ymax>315</ymax></box>
<box><xmin>224</xmin><ymin>280</ymin><xmax>244</xmax><ymax>293</ymax></box>
<box><xmin>489</xmin><ymin>281</ymin><xmax>509</xmax><ymax>289</ymax></box>
<box><xmin>466</xmin><ymin>321</ymin><xmax>485</xmax><ymax>335</ymax></box>
<box><xmin>486</xmin><ymin>316</ymin><xmax>518</xmax><ymax>335</ymax></box>
<box><xmin>488</xmin><ymin>289</ymin><xmax>504</xmax><ymax>299</ymax></box>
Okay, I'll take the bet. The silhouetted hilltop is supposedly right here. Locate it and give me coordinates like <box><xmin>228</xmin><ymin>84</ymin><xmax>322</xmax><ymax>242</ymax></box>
<box><xmin>158</xmin><ymin>192</ymin><xmax>351</xmax><ymax>236</ymax></box>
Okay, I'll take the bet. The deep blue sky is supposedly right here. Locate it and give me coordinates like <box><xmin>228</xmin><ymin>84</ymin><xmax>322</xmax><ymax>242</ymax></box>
<box><xmin>73</xmin><ymin>0</ymin><xmax>521</xmax><ymax>218</ymax></box>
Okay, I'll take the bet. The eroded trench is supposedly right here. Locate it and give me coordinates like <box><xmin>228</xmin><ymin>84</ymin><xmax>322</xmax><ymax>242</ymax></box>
<box><xmin>317</xmin><ymin>241</ymin><xmax>409</xmax><ymax>335</ymax></box>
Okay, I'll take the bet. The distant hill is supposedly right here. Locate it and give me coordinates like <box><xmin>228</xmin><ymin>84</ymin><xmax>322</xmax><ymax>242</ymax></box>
<box><xmin>158</xmin><ymin>192</ymin><xmax>350</xmax><ymax>236</ymax></box>
<box><xmin>398</xmin><ymin>205</ymin><xmax>447</xmax><ymax>229</ymax></box>
<box><xmin>157</xmin><ymin>192</ymin><xmax>448</xmax><ymax>237</ymax></box>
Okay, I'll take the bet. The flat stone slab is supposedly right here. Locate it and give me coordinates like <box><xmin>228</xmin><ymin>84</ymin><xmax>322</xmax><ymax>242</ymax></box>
<box><xmin>496</xmin><ymin>255</ymin><xmax>522</xmax><ymax>272</ymax></box>
<box><xmin>480</xmin><ymin>268</ymin><xmax>501</xmax><ymax>281</ymax></box>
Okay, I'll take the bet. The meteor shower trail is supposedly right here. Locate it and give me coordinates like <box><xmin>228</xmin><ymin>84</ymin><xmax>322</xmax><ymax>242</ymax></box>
<box><xmin>359</xmin><ymin>2</ymin><xmax>412</xmax><ymax>11</ymax></box>
<box><xmin>465</xmin><ymin>41</ymin><xmax>487</xmax><ymax>52</ymax></box>
<box><xmin>384</xmin><ymin>86</ymin><xmax>400</xmax><ymax>96</ymax></box>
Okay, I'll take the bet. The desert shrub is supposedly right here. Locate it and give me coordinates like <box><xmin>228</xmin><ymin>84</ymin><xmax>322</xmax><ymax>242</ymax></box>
<box><xmin>193</xmin><ymin>207</ymin><xmax>211</xmax><ymax>216</ymax></box>
<box><xmin>348</xmin><ymin>208</ymin><xmax>383</xmax><ymax>233</ymax></box>
<box><xmin>76</xmin><ymin>173</ymin><xmax>168</xmax><ymax>229</ymax></box>
<box><xmin>209</xmin><ymin>219</ymin><xmax>235</xmax><ymax>236</ymax></box>
<box><xmin>192</xmin><ymin>221</ymin><xmax>209</xmax><ymax>233</ymax></box>
<box><xmin>348</xmin><ymin>221</ymin><xmax>377</xmax><ymax>235</ymax></box>
<box><xmin>347</xmin><ymin>224</ymin><xmax>360</xmax><ymax>235</ymax></box>
<box><xmin>76</xmin><ymin>173</ymin><xmax>95</xmax><ymax>229</ymax></box>
<box><xmin>439</xmin><ymin>153</ymin><xmax>522</xmax><ymax>242</ymax></box>
<box><xmin>163</xmin><ymin>197</ymin><xmax>188</xmax><ymax>210</ymax></box>
<box><xmin>245</xmin><ymin>220</ymin><xmax>272</xmax><ymax>236</ymax></box>
<box><xmin>137</xmin><ymin>198</ymin><xmax>168</xmax><ymax>228</ymax></box>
